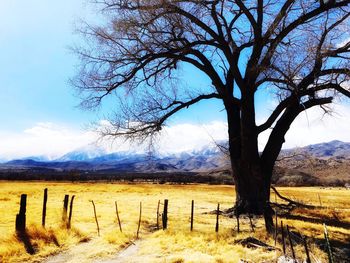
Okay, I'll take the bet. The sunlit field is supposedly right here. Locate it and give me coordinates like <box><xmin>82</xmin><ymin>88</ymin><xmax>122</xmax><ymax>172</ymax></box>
<box><xmin>0</xmin><ymin>182</ymin><xmax>349</xmax><ymax>263</ymax></box>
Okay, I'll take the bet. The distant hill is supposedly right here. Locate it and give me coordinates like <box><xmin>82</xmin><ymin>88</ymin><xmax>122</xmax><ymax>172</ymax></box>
<box><xmin>5</xmin><ymin>159</ymin><xmax>96</xmax><ymax>170</ymax></box>
<box><xmin>274</xmin><ymin>140</ymin><xmax>350</xmax><ymax>186</ymax></box>
<box><xmin>1</xmin><ymin>140</ymin><xmax>349</xmax><ymax>186</ymax></box>
<box><xmin>1</xmin><ymin>144</ymin><xmax>227</xmax><ymax>172</ymax></box>
<box><xmin>282</xmin><ymin>140</ymin><xmax>350</xmax><ymax>158</ymax></box>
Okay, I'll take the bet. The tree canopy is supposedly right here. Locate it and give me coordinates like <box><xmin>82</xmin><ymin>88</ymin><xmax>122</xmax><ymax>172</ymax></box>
<box><xmin>74</xmin><ymin>0</ymin><xmax>350</xmax><ymax>223</ymax></box>
<box><xmin>75</xmin><ymin>0</ymin><xmax>350</xmax><ymax>145</ymax></box>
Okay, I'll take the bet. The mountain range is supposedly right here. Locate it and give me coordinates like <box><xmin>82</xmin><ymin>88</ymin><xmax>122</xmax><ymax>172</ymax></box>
<box><xmin>1</xmin><ymin>140</ymin><xmax>349</xmax><ymax>173</ymax></box>
<box><xmin>0</xmin><ymin>141</ymin><xmax>350</xmax><ymax>185</ymax></box>
<box><xmin>1</xmin><ymin>143</ymin><xmax>225</xmax><ymax>172</ymax></box>
<box><xmin>282</xmin><ymin>140</ymin><xmax>350</xmax><ymax>159</ymax></box>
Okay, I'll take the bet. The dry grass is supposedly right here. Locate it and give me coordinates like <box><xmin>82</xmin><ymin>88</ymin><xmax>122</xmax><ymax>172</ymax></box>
<box><xmin>0</xmin><ymin>182</ymin><xmax>349</xmax><ymax>262</ymax></box>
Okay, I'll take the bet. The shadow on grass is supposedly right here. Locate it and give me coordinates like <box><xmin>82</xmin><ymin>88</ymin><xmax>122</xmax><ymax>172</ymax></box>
<box><xmin>314</xmin><ymin>236</ymin><xmax>350</xmax><ymax>263</ymax></box>
<box><xmin>279</xmin><ymin>213</ymin><xmax>350</xmax><ymax>262</ymax></box>
<box><xmin>16</xmin><ymin>230</ymin><xmax>35</xmax><ymax>255</ymax></box>
<box><xmin>280</xmin><ymin>213</ymin><xmax>350</xmax><ymax>229</ymax></box>
<box><xmin>51</xmin><ymin>233</ymin><xmax>60</xmax><ymax>247</ymax></box>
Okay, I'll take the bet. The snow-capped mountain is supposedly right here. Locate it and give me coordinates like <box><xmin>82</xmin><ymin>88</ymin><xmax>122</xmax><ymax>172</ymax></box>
<box><xmin>1</xmin><ymin>140</ymin><xmax>350</xmax><ymax>173</ymax></box>
<box><xmin>0</xmin><ymin>141</ymin><xmax>227</xmax><ymax>172</ymax></box>
<box><xmin>56</xmin><ymin>144</ymin><xmax>107</xmax><ymax>162</ymax></box>
<box><xmin>2</xmin><ymin>140</ymin><xmax>349</xmax><ymax>187</ymax></box>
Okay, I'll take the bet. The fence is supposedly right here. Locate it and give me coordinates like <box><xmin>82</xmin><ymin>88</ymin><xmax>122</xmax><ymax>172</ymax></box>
<box><xmin>13</xmin><ymin>188</ymin><xmax>333</xmax><ymax>262</ymax></box>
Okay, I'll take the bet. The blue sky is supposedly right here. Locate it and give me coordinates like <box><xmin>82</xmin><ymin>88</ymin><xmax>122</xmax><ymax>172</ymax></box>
<box><xmin>0</xmin><ymin>0</ymin><xmax>349</xmax><ymax>159</ymax></box>
<box><xmin>0</xmin><ymin>0</ymin><xmax>228</xmax><ymax>158</ymax></box>
<box><xmin>0</xmin><ymin>0</ymin><xmax>88</xmax><ymax>130</ymax></box>
<box><xmin>0</xmin><ymin>0</ymin><xmax>227</xmax><ymax>129</ymax></box>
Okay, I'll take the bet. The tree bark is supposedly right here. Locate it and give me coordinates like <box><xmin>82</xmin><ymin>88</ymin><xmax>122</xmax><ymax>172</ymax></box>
<box><xmin>226</xmin><ymin>95</ymin><xmax>274</xmax><ymax>233</ymax></box>
<box><xmin>233</xmin><ymin>163</ymin><xmax>269</xmax><ymax>215</ymax></box>
<box><xmin>229</xmin><ymin>151</ymin><xmax>274</xmax><ymax>233</ymax></box>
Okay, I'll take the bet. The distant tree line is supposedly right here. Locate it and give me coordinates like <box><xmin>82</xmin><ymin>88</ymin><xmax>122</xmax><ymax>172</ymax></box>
<box><xmin>1</xmin><ymin>168</ymin><xmax>348</xmax><ymax>187</ymax></box>
<box><xmin>0</xmin><ymin>169</ymin><xmax>234</xmax><ymax>184</ymax></box>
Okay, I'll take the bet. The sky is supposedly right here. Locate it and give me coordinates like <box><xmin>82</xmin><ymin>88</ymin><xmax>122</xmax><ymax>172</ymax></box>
<box><xmin>0</xmin><ymin>0</ymin><xmax>350</xmax><ymax>160</ymax></box>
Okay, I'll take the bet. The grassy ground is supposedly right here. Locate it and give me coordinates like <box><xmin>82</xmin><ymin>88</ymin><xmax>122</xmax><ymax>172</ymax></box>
<box><xmin>0</xmin><ymin>182</ymin><xmax>349</xmax><ymax>262</ymax></box>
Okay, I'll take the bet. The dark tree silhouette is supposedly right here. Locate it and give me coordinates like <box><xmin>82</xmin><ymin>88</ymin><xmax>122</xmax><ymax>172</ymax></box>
<box><xmin>73</xmin><ymin>0</ymin><xmax>350</xmax><ymax>230</ymax></box>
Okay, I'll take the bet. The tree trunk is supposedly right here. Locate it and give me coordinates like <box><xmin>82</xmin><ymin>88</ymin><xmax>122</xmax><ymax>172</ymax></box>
<box><xmin>231</xmin><ymin>158</ymin><xmax>274</xmax><ymax>233</ymax></box>
<box><xmin>233</xmin><ymin>162</ymin><xmax>269</xmax><ymax>215</ymax></box>
<box><xmin>225</xmin><ymin>98</ymin><xmax>274</xmax><ymax>233</ymax></box>
<box><xmin>235</xmin><ymin>161</ymin><xmax>273</xmax><ymax>232</ymax></box>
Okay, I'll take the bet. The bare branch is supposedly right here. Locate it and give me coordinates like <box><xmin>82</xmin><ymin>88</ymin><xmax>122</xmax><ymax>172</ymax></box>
<box><xmin>100</xmin><ymin>92</ymin><xmax>221</xmax><ymax>140</ymax></box>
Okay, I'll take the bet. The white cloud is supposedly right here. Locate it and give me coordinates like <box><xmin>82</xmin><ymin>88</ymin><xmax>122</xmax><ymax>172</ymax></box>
<box><xmin>0</xmin><ymin>121</ymin><xmax>229</xmax><ymax>160</ymax></box>
<box><xmin>1</xmin><ymin>104</ymin><xmax>350</xmax><ymax>161</ymax></box>
<box><xmin>336</xmin><ymin>36</ymin><xmax>350</xmax><ymax>48</ymax></box>
<box><xmin>258</xmin><ymin>103</ymin><xmax>350</xmax><ymax>150</ymax></box>
<box><xmin>0</xmin><ymin>123</ymin><xmax>97</xmax><ymax>160</ymax></box>
<box><xmin>159</xmin><ymin>121</ymin><xmax>228</xmax><ymax>154</ymax></box>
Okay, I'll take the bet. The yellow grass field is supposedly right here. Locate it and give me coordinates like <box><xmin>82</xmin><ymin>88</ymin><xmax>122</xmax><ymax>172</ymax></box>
<box><xmin>0</xmin><ymin>181</ymin><xmax>349</xmax><ymax>263</ymax></box>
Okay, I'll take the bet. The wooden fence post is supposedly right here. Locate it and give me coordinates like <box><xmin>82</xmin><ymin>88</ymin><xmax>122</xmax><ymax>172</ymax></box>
<box><xmin>162</xmin><ymin>199</ymin><xmax>168</xmax><ymax>230</ymax></box>
<box><xmin>286</xmin><ymin>225</ymin><xmax>296</xmax><ymax>261</ymax></box>
<box><xmin>42</xmin><ymin>188</ymin><xmax>48</xmax><ymax>227</ymax></box>
<box><xmin>281</xmin><ymin>221</ymin><xmax>286</xmax><ymax>255</ymax></box>
<box><xmin>274</xmin><ymin>209</ymin><xmax>278</xmax><ymax>246</ymax></box>
<box><xmin>115</xmin><ymin>201</ymin><xmax>122</xmax><ymax>232</ymax></box>
<box><xmin>249</xmin><ymin>215</ymin><xmax>254</xmax><ymax>232</ymax></box>
<box><xmin>215</xmin><ymin>203</ymin><xmax>220</xmax><ymax>233</ymax></box>
<box><xmin>137</xmin><ymin>202</ymin><xmax>142</xmax><ymax>239</ymax></box>
<box><xmin>318</xmin><ymin>193</ymin><xmax>322</xmax><ymax>207</ymax></box>
<box><xmin>324</xmin><ymin>223</ymin><xmax>334</xmax><ymax>263</ymax></box>
<box><xmin>156</xmin><ymin>200</ymin><xmax>160</xmax><ymax>230</ymax></box>
<box><xmin>15</xmin><ymin>194</ymin><xmax>27</xmax><ymax>232</ymax></box>
<box><xmin>62</xmin><ymin>195</ymin><xmax>69</xmax><ymax>223</ymax></box>
<box><xmin>90</xmin><ymin>200</ymin><xmax>100</xmax><ymax>236</ymax></box>
<box><xmin>303</xmin><ymin>236</ymin><xmax>311</xmax><ymax>263</ymax></box>
<box><xmin>190</xmin><ymin>200</ymin><xmax>194</xmax><ymax>231</ymax></box>
<box><xmin>67</xmin><ymin>195</ymin><xmax>75</xmax><ymax>229</ymax></box>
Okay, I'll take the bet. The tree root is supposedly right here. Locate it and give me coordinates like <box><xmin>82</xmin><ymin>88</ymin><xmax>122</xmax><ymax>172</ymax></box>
<box><xmin>223</xmin><ymin>187</ymin><xmax>318</xmax><ymax>217</ymax></box>
<box><xmin>270</xmin><ymin>186</ymin><xmax>319</xmax><ymax>215</ymax></box>
<box><xmin>237</xmin><ymin>237</ymin><xmax>280</xmax><ymax>251</ymax></box>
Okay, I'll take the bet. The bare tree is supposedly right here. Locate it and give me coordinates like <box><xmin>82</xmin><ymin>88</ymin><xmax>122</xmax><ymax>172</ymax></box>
<box><xmin>73</xmin><ymin>0</ymin><xmax>350</xmax><ymax>231</ymax></box>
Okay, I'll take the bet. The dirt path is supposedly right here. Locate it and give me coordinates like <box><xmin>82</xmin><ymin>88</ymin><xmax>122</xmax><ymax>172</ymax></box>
<box><xmin>42</xmin><ymin>238</ymin><xmax>100</xmax><ymax>263</ymax></box>
<box><xmin>95</xmin><ymin>241</ymin><xmax>143</xmax><ymax>263</ymax></box>
<box><xmin>42</xmin><ymin>238</ymin><xmax>149</xmax><ymax>263</ymax></box>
